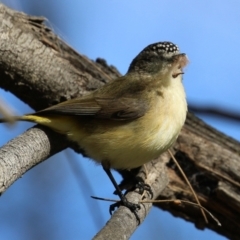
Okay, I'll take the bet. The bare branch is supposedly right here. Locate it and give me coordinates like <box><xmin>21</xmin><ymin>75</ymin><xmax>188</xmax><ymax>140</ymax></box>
<box><xmin>189</xmin><ymin>104</ymin><xmax>240</xmax><ymax>122</ymax></box>
<box><xmin>0</xmin><ymin>126</ymin><xmax>68</xmax><ymax>192</ymax></box>
<box><xmin>93</xmin><ymin>157</ymin><xmax>169</xmax><ymax>239</ymax></box>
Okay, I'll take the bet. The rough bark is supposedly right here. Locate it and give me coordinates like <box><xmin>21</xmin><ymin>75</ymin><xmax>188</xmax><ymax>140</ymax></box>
<box><xmin>0</xmin><ymin>4</ymin><xmax>239</xmax><ymax>239</ymax></box>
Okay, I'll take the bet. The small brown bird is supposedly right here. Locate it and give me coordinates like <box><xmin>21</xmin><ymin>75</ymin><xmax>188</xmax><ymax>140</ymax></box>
<box><xmin>0</xmin><ymin>41</ymin><xmax>188</xmax><ymax>220</ymax></box>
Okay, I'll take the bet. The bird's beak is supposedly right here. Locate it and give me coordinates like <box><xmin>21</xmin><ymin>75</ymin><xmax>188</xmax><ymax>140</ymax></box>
<box><xmin>172</xmin><ymin>53</ymin><xmax>189</xmax><ymax>78</ymax></box>
<box><xmin>172</xmin><ymin>69</ymin><xmax>184</xmax><ymax>78</ymax></box>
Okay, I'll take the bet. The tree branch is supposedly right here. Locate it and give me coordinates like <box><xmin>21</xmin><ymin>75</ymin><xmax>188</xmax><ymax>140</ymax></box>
<box><xmin>93</xmin><ymin>155</ymin><xmax>169</xmax><ymax>239</ymax></box>
<box><xmin>189</xmin><ymin>104</ymin><xmax>240</xmax><ymax>122</ymax></box>
<box><xmin>0</xmin><ymin>126</ymin><xmax>68</xmax><ymax>192</ymax></box>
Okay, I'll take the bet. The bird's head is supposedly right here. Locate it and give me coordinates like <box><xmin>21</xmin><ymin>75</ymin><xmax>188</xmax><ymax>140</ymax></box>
<box><xmin>128</xmin><ymin>41</ymin><xmax>188</xmax><ymax>80</ymax></box>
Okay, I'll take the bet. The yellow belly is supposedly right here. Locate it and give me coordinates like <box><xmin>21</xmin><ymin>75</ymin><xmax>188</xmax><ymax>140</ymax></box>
<box><xmin>75</xmin><ymin>120</ymin><xmax>178</xmax><ymax>169</ymax></box>
<box><xmin>27</xmin><ymin>79</ymin><xmax>187</xmax><ymax>170</ymax></box>
<box><xmin>66</xmin><ymin>87</ymin><xmax>186</xmax><ymax>169</ymax></box>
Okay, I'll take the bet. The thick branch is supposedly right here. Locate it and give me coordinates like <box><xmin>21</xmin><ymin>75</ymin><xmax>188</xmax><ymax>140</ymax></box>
<box><xmin>0</xmin><ymin>126</ymin><xmax>68</xmax><ymax>192</ymax></box>
<box><xmin>155</xmin><ymin>113</ymin><xmax>240</xmax><ymax>239</ymax></box>
<box><xmin>0</xmin><ymin>4</ymin><xmax>120</xmax><ymax>110</ymax></box>
<box><xmin>0</xmin><ymin>4</ymin><xmax>240</xmax><ymax>239</ymax></box>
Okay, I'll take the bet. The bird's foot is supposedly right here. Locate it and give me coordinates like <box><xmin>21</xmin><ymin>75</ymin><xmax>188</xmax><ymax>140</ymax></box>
<box><xmin>109</xmin><ymin>196</ymin><xmax>141</xmax><ymax>224</ymax></box>
<box><xmin>135</xmin><ymin>181</ymin><xmax>153</xmax><ymax>199</ymax></box>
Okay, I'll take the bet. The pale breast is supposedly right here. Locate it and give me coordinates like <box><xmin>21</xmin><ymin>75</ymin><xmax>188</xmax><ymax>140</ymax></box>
<box><xmin>142</xmin><ymin>77</ymin><xmax>187</xmax><ymax>157</ymax></box>
<box><xmin>67</xmin><ymin>76</ymin><xmax>187</xmax><ymax>170</ymax></box>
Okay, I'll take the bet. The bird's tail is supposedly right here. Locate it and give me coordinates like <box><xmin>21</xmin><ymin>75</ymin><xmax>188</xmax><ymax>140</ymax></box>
<box><xmin>0</xmin><ymin>114</ymin><xmax>51</xmax><ymax>124</ymax></box>
<box><xmin>1</xmin><ymin>114</ymin><xmax>75</xmax><ymax>135</ymax></box>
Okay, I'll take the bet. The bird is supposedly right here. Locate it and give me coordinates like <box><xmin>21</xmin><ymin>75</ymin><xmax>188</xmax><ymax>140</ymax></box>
<box><xmin>0</xmin><ymin>41</ymin><xmax>188</xmax><ymax>220</ymax></box>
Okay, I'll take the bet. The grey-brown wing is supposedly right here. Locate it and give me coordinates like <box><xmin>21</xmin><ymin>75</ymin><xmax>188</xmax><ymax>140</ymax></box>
<box><xmin>37</xmin><ymin>96</ymin><xmax>148</xmax><ymax>121</ymax></box>
<box><xmin>95</xmin><ymin>97</ymin><xmax>148</xmax><ymax>120</ymax></box>
<box><xmin>38</xmin><ymin>97</ymin><xmax>101</xmax><ymax>116</ymax></box>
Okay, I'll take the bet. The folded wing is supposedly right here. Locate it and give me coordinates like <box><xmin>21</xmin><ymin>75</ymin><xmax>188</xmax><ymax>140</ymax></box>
<box><xmin>36</xmin><ymin>96</ymin><xmax>148</xmax><ymax>121</ymax></box>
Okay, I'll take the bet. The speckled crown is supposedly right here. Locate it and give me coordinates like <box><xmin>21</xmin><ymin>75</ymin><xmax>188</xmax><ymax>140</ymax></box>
<box><xmin>128</xmin><ymin>41</ymin><xmax>182</xmax><ymax>73</ymax></box>
<box><xmin>143</xmin><ymin>41</ymin><xmax>179</xmax><ymax>55</ymax></box>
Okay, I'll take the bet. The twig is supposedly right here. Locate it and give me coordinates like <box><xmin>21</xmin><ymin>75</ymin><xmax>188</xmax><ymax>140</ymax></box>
<box><xmin>91</xmin><ymin>196</ymin><xmax>221</xmax><ymax>226</ymax></box>
<box><xmin>167</xmin><ymin>149</ymin><xmax>208</xmax><ymax>223</ymax></box>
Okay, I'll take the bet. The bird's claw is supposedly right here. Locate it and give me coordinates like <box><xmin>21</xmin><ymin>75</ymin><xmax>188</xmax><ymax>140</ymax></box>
<box><xmin>109</xmin><ymin>199</ymin><xmax>141</xmax><ymax>224</ymax></box>
<box><xmin>135</xmin><ymin>181</ymin><xmax>153</xmax><ymax>199</ymax></box>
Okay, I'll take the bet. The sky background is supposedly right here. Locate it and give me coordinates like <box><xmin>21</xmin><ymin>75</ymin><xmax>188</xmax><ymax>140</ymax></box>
<box><xmin>0</xmin><ymin>0</ymin><xmax>239</xmax><ymax>239</ymax></box>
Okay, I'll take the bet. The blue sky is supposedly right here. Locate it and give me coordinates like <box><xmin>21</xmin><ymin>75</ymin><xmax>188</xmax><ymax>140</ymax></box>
<box><xmin>0</xmin><ymin>0</ymin><xmax>239</xmax><ymax>239</ymax></box>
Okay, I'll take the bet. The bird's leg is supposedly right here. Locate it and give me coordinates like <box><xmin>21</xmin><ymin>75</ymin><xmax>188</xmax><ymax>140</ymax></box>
<box><xmin>101</xmin><ymin>161</ymin><xmax>141</xmax><ymax>223</ymax></box>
